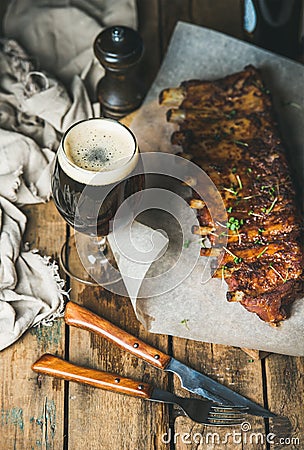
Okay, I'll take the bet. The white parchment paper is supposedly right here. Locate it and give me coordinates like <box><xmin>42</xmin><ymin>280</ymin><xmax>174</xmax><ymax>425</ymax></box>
<box><xmin>126</xmin><ymin>22</ymin><xmax>304</xmax><ymax>356</ymax></box>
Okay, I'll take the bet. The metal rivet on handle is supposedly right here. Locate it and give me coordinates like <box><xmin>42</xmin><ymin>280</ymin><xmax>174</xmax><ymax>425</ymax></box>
<box><xmin>154</xmin><ymin>354</ymin><xmax>160</xmax><ymax>360</ymax></box>
<box><xmin>138</xmin><ymin>384</ymin><xmax>144</xmax><ymax>390</ymax></box>
<box><xmin>115</xmin><ymin>378</ymin><xmax>120</xmax><ymax>383</ymax></box>
<box><xmin>133</xmin><ymin>343</ymin><xmax>139</xmax><ymax>348</ymax></box>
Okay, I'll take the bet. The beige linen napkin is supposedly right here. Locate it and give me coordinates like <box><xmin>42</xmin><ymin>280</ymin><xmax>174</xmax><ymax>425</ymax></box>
<box><xmin>0</xmin><ymin>0</ymin><xmax>138</xmax><ymax>349</ymax></box>
<box><xmin>0</xmin><ymin>197</ymin><xmax>68</xmax><ymax>350</ymax></box>
<box><xmin>3</xmin><ymin>0</ymin><xmax>137</xmax><ymax>97</ymax></box>
<box><xmin>0</xmin><ymin>39</ymin><xmax>93</xmax><ymax>350</ymax></box>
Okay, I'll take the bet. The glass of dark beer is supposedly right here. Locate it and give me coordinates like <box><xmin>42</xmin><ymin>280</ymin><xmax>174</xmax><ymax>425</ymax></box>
<box><xmin>52</xmin><ymin>117</ymin><xmax>144</xmax><ymax>285</ymax></box>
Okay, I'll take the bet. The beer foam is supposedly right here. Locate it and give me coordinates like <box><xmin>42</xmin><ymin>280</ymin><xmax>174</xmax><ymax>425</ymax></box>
<box><xmin>58</xmin><ymin>118</ymin><xmax>139</xmax><ymax>186</ymax></box>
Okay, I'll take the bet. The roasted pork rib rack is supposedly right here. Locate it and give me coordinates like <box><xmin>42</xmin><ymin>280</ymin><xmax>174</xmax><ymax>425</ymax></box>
<box><xmin>160</xmin><ymin>65</ymin><xmax>303</xmax><ymax>324</ymax></box>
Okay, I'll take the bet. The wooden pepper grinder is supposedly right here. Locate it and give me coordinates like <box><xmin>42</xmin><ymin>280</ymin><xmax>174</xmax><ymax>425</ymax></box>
<box><xmin>94</xmin><ymin>26</ymin><xmax>144</xmax><ymax>119</ymax></box>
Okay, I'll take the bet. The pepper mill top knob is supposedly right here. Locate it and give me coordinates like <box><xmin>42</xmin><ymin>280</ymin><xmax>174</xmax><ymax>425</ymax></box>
<box><xmin>94</xmin><ymin>26</ymin><xmax>144</xmax><ymax>71</ymax></box>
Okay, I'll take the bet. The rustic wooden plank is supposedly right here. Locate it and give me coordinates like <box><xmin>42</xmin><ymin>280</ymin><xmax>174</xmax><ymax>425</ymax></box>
<box><xmin>265</xmin><ymin>354</ymin><xmax>304</xmax><ymax>448</ymax></box>
<box><xmin>241</xmin><ymin>348</ymin><xmax>270</xmax><ymax>360</ymax></box>
<box><xmin>136</xmin><ymin>0</ymin><xmax>162</xmax><ymax>92</ymax></box>
<box><xmin>0</xmin><ymin>201</ymin><xmax>66</xmax><ymax>450</ymax></box>
<box><xmin>67</xmin><ymin>283</ymin><xmax>170</xmax><ymax>449</ymax></box>
<box><xmin>191</xmin><ymin>0</ymin><xmax>244</xmax><ymax>39</ymax></box>
<box><xmin>159</xmin><ymin>0</ymin><xmax>192</xmax><ymax>54</ymax></box>
<box><xmin>171</xmin><ymin>340</ymin><xmax>267</xmax><ymax>449</ymax></box>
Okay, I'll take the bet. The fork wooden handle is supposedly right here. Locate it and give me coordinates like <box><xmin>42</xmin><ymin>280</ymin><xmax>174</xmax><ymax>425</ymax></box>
<box><xmin>64</xmin><ymin>301</ymin><xmax>171</xmax><ymax>370</ymax></box>
<box><xmin>32</xmin><ymin>354</ymin><xmax>153</xmax><ymax>399</ymax></box>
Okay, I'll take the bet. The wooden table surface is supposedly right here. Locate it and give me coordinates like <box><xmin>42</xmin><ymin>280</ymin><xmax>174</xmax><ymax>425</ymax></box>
<box><xmin>1</xmin><ymin>1</ymin><xmax>303</xmax><ymax>449</ymax></box>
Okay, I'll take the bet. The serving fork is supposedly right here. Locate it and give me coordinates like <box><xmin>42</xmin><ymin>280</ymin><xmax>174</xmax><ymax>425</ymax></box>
<box><xmin>32</xmin><ymin>354</ymin><xmax>248</xmax><ymax>426</ymax></box>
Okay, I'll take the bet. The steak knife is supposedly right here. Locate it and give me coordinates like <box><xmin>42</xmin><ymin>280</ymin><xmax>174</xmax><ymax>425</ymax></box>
<box><xmin>64</xmin><ymin>301</ymin><xmax>275</xmax><ymax>418</ymax></box>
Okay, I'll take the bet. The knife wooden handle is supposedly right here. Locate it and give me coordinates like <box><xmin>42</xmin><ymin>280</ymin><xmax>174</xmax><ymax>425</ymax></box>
<box><xmin>64</xmin><ymin>301</ymin><xmax>171</xmax><ymax>370</ymax></box>
<box><xmin>32</xmin><ymin>354</ymin><xmax>153</xmax><ymax>399</ymax></box>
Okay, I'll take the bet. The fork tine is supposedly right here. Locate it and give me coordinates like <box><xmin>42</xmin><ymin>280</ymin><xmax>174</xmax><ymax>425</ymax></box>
<box><xmin>211</xmin><ymin>405</ymin><xmax>249</xmax><ymax>411</ymax></box>
<box><xmin>207</xmin><ymin>406</ymin><xmax>246</xmax><ymax>426</ymax></box>
<box><xmin>205</xmin><ymin>419</ymin><xmax>244</xmax><ymax>427</ymax></box>
<box><xmin>208</xmin><ymin>414</ymin><xmax>245</xmax><ymax>421</ymax></box>
<box><xmin>209</xmin><ymin>410</ymin><xmax>247</xmax><ymax>417</ymax></box>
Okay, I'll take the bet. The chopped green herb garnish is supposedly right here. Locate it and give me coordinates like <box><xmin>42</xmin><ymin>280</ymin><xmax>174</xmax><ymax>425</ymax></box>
<box><xmin>253</xmin><ymin>81</ymin><xmax>270</xmax><ymax>94</ymax></box>
<box><xmin>223</xmin><ymin>246</ymin><xmax>240</xmax><ymax>261</ymax></box>
<box><xmin>236</xmin><ymin>174</ymin><xmax>243</xmax><ymax>190</ymax></box>
<box><xmin>254</xmin><ymin>238</ymin><xmax>264</xmax><ymax>245</ymax></box>
<box><xmin>258</xmin><ymin>228</ymin><xmax>265</xmax><ymax>234</ymax></box>
<box><xmin>223</xmin><ymin>187</ymin><xmax>238</xmax><ymax>196</ymax></box>
<box><xmin>183</xmin><ymin>239</ymin><xmax>190</xmax><ymax>248</ymax></box>
<box><xmin>232</xmin><ymin>167</ymin><xmax>237</xmax><ymax>174</ymax></box>
<box><xmin>265</xmin><ymin>197</ymin><xmax>278</xmax><ymax>214</ymax></box>
<box><xmin>269</xmin><ymin>264</ymin><xmax>288</xmax><ymax>283</ymax></box>
<box><xmin>247</xmin><ymin>168</ymin><xmax>252</xmax><ymax>173</ymax></box>
<box><xmin>226</xmin><ymin>109</ymin><xmax>237</xmax><ymax>119</ymax></box>
<box><xmin>226</xmin><ymin>217</ymin><xmax>244</xmax><ymax>232</ymax></box>
<box><xmin>282</xmin><ymin>101</ymin><xmax>302</xmax><ymax>110</ymax></box>
<box><xmin>227</xmin><ymin>206</ymin><xmax>233</xmax><ymax>213</ymax></box>
<box><xmin>257</xmin><ymin>246</ymin><xmax>269</xmax><ymax>259</ymax></box>
<box><xmin>200</xmin><ymin>239</ymin><xmax>206</xmax><ymax>248</ymax></box>
<box><xmin>233</xmin><ymin>140</ymin><xmax>249</xmax><ymax>147</ymax></box>
<box><xmin>221</xmin><ymin>265</ymin><xmax>227</xmax><ymax>284</ymax></box>
<box><xmin>248</xmin><ymin>359</ymin><xmax>254</xmax><ymax>363</ymax></box>
<box><xmin>233</xmin><ymin>257</ymin><xmax>243</xmax><ymax>264</ymax></box>
<box><xmin>180</xmin><ymin>319</ymin><xmax>190</xmax><ymax>330</ymax></box>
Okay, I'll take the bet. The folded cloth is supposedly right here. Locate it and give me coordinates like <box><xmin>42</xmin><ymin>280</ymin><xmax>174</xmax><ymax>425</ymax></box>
<box><xmin>0</xmin><ymin>0</ymin><xmax>137</xmax><ymax>349</ymax></box>
<box><xmin>0</xmin><ymin>40</ymin><xmax>93</xmax><ymax>350</ymax></box>
<box><xmin>0</xmin><ymin>197</ymin><xmax>68</xmax><ymax>350</ymax></box>
<box><xmin>3</xmin><ymin>0</ymin><xmax>137</xmax><ymax>97</ymax></box>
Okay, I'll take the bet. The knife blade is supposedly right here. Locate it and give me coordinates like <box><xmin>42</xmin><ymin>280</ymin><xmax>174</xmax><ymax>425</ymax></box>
<box><xmin>64</xmin><ymin>301</ymin><xmax>275</xmax><ymax>418</ymax></box>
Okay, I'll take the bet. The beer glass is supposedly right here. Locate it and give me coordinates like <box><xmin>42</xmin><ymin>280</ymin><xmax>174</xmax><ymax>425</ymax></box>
<box><xmin>52</xmin><ymin>118</ymin><xmax>144</xmax><ymax>285</ymax></box>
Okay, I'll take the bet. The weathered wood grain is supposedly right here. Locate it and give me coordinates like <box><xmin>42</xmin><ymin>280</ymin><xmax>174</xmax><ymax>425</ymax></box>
<box><xmin>67</xmin><ymin>283</ymin><xmax>170</xmax><ymax>450</ymax></box>
<box><xmin>0</xmin><ymin>201</ymin><xmax>66</xmax><ymax>450</ymax></box>
<box><xmin>265</xmin><ymin>354</ymin><xmax>304</xmax><ymax>448</ymax></box>
<box><xmin>137</xmin><ymin>0</ymin><xmax>162</xmax><ymax>92</ymax></box>
<box><xmin>159</xmin><ymin>0</ymin><xmax>192</xmax><ymax>54</ymax></box>
<box><xmin>191</xmin><ymin>0</ymin><xmax>244</xmax><ymax>39</ymax></box>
